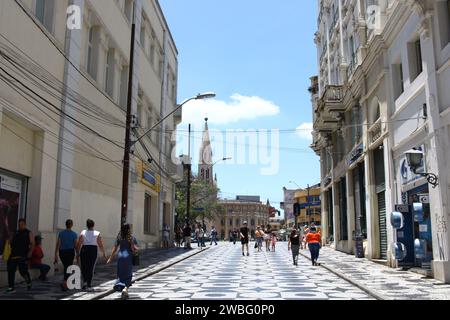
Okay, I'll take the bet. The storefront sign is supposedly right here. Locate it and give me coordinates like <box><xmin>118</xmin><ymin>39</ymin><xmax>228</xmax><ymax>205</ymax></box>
<box><xmin>136</xmin><ymin>161</ymin><xmax>160</xmax><ymax>192</ymax></box>
<box><xmin>0</xmin><ymin>174</ymin><xmax>22</xmax><ymax>193</ymax></box>
<box><xmin>346</xmin><ymin>143</ymin><xmax>364</xmax><ymax>166</ymax></box>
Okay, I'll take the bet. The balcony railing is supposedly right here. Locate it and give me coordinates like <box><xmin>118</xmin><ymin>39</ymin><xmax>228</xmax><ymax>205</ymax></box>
<box><xmin>368</xmin><ymin>118</ymin><xmax>385</xmax><ymax>145</ymax></box>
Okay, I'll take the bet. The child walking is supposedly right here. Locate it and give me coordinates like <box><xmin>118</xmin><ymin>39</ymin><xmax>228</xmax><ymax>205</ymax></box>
<box><xmin>271</xmin><ymin>233</ymin><xmax>277</xmax><ymax>252</ymax></box>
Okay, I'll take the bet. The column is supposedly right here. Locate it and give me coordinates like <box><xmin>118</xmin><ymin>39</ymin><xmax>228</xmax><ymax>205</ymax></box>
<box><xmin>346</xmin><ymin>171</ymin><xmax>356</xmax><ymax>254</ymax></box>
<box><xmin>53</xmin><ymin>0</ymin><xmax>85</xmax><ymax>230</ymax></box>
<box><xmin>420</xmin><ymin>17</ymin><xmax>450</xmax><ymax>282</ymax></box>
<box><xmin>332</xmin><ymin>182</ymin><xmax>341</xmax><ymax>249</ymax></box>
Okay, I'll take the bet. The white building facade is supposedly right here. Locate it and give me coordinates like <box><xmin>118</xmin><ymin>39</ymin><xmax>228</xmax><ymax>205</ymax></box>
<box><xmin>311</xmin><ymin>0</ymin><xmax>450</xmax><ymax>282</ymax></box>
<box><xmin>0</xmin><ymin>0</ymin><xmax>182</xmax><ymax>286</ymax></box>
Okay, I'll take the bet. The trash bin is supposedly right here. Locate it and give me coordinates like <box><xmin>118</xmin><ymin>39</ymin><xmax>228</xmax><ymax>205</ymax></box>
<box><xmin>355</xmin><ymin>236</ymin><xmax>364</xmax><ymax>258</ymax></box>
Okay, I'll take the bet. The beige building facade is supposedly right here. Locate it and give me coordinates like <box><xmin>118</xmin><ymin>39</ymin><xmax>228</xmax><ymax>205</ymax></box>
<box><xmin>0</xmin><ymin>0</ymin><xmax>181</xmax><ymax>286</ymax></box>
<box><xmin>311</xmin><ymin>0</ymin><xmax>450</xmax><ymax>282</ymax></box>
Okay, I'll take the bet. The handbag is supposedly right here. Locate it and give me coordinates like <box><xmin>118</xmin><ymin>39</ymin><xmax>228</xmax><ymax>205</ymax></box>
<box><xmin>132</xmin><ymin>252</ymin><xmax>140</xmax><ymax>266</ymax></box>
<box><xmin>2</xmin><ymin>240</ymin><xmax>11</xmax><ymax>262</ymax></box>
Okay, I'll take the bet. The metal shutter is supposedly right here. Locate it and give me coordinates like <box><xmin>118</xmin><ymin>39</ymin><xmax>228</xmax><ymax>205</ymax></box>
<box><xmin>378</xmin><ymin>191</ymin><xmax>388</xmax><ymax>259</ymax></box>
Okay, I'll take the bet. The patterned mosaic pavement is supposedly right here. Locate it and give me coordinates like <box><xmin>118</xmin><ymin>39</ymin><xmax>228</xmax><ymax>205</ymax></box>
<box><xmin>306</xmin><ymin>247</ymin><xmax>450</xmax><ymax>300</ymax></box>
<box><xmin>0</xmin><ymin>247</ymin><xmax>205</xmax><ymax>300</ymax></box>
<box><xmin>101</xmin><ymin>243</ymin><xmax>375</xmax><ymax>300</ymax></box>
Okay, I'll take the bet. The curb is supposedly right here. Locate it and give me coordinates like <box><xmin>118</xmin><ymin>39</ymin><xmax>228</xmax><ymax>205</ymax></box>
<box><xmin>87</xmin><ymin>247</ymin><xmax>210</xmax><ymax>300</ymax></box>
<box><xmin>299</xmin><ymin>251</ymin><xmax>387</xmax><ymax>300</ymax></box>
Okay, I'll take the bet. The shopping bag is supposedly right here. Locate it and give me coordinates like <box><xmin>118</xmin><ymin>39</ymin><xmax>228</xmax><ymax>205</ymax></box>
<box><xmin>2</xmin><ymin>240</ymin><xmax>11</xmax><ymax>262</ymax></box>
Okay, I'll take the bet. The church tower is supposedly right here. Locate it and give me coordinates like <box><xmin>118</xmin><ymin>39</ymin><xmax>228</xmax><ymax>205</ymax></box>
<box><xmin>198</xmin><ymin>118</ymin><xmax>214</xmax><ymax>185</ymax></box>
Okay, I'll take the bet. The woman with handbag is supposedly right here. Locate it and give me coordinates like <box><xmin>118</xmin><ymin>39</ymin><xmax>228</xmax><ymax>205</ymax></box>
<box><xmin>107</xmin><ymin>224</ymin><xmax>138</xmax><ymax>299</ymax></box>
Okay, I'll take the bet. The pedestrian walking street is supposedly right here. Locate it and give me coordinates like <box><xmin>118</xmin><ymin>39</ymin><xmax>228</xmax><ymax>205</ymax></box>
<box><xmin>101</xmin><ymin>242</ymin><xmax>374</xmax><ymax>300</ymax></box>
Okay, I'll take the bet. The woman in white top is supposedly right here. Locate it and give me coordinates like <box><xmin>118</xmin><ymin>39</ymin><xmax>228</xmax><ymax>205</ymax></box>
<box><xmin>76</xmin><ymin>219</ymin><xmax>107</xmax><ymax>291</ymax></box>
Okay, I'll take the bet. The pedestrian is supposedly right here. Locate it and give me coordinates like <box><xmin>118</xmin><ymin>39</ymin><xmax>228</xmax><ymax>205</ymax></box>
<box><xmin>264</xmin><ymin>225</ymin><xmax>271</xmax><ymax>251</ymax></box>
<box><xmin>306</xmin><ymin>226</ymin><xmax>321</xmax><ymax>266</ymax></box>
<box><xmin>107</xmin><ymin>224</ymin><xmax>138</xmax><ymax>300</ymax></box>
<box><xmin>199</xmin><ymin>226</ymin><xmax>206</xmax><ymax>248</ymax></box>
<box><xmin>255</xmin><ymin>226</ymin><xmax>264</xmax><ymax>252</ymax></box>
<box><xmin>175</xmin><ymin>226</ymin><xmax>182</xmax><ymax>248</ymax></box>
<box><xmin>240</xmin><ymin>221</ymin><xmax>250</xmax><ymax>256</ymax></box>
<box><xmin>30</xmin><ymin>235</ymin><xmax>51</xmax><ymax>281</ymax></box>
<box><xmin>210</xmin><ymin>226</ymin><xmax>218</xmax><ymax>246</ymax></box>
<box><xmin>4</xmin><ymin>218</ymin><xmax>33</xmax><ymax>293</ymax></box>
<box><xmin>194</xmin><ymin>224</ymin><xmax>201</xmax><ymax>248</ymax></box>
<box><xmin>302</xmin><ymin>225</ymin><xmax>310</xmax><ymax>250</ymax></box>
<box><xmin>271</xmin><ymin>232</ymin><xmax>277</xmax><ymax>252</ymax></box>
<box><xmin>288</xmin><ymin>229</ymin><xmax>301</xmax><ymax>266</ymax></box>
<box><xmin>232</xmin><ymin>229</ymin><xmax>238</xmax><ymax>245</ymax></box>
<box><xmin>76</xmin><ymin>219</ymin><xmax>107</xmax><ymax>291</ymax></box>
<box><xmin>162</xmin><ymin>223</ymin><xmax>170</xmax><ymax>249</ymax></box>
<box><xmin>54</xmin><ymin>219</ymin><xmax>78</xmax><ymax>291</ymax></box>
<box><xmin>183</xmin><ymin>223</ymin><xmax>192</xmax><ymax>249</ymax></box>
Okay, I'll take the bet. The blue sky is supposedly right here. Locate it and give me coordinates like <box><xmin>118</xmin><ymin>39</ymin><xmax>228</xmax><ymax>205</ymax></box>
<box><xmin>160</xmin><ymin>0</ymin><xmax>320</xmax><ymax>214</ymax></box>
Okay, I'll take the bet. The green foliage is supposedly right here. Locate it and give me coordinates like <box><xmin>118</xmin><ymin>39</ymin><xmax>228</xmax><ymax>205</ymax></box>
<box><xmin>175</xmin><ymin>174</ymin><xmax>224</xmax><ymax>225</ymax></box>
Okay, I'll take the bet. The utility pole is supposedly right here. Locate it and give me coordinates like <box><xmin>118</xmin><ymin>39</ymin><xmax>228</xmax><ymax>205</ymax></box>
<box><xmin>186</xmin><ymin>124</ymin><xmax>192</xmax><ymax>224</ymax></box>
<box><xmin>120</xmin><ymin>12</ymin><xmax>136</xmax><ymax>228</ymax></box>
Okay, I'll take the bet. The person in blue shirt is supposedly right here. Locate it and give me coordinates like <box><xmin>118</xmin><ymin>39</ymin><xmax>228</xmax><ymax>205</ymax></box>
<box><xmin>54</xmin><ymin>219</ymin><xmax>78</xmax><ymax>291</ymax></box>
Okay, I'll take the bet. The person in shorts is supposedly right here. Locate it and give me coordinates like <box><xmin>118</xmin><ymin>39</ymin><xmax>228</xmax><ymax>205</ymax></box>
<box><xmin>240</xmin><ymin>222</ymin><xmax>250</xmax><ymax>256</ymax></box>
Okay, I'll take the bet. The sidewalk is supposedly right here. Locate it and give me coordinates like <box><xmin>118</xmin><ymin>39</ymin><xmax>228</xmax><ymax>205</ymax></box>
<box><xmin>0</xmin><ymin>246</ymin><xmax>207</xmax><ymax>300</ymax></box>
<box><xmin>301</xmin><ymin>247</ymin><xmax>450</xmax><ymax>300</ymax></box>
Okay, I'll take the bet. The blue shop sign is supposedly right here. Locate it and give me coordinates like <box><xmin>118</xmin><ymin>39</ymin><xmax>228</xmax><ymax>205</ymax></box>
<box><xmin>347</xmin><ymin>143</ymin><xmax>364</xmax><ymax>166</ymax></box>
<box><xmin>143</xmin><ymin>170</ymin><xmax>157</xmax><ymax>186</ymax></box>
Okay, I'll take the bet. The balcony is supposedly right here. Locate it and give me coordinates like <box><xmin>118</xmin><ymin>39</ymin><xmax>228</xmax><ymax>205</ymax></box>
<box><xmin>313</xmin><ymin>114</ymin><xmax>340</xmax><ymax>133</ymax></box>
<box><xmin>319</xmin><ymin>85</ymin><xmax>345</xmax><ymax>113</ymax></box>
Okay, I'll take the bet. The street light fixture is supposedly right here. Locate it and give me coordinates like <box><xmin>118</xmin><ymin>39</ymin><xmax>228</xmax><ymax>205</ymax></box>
<box><xmin>213</xmin><ymin>157</ymin><xmax>232</xmax><ymax>166</ymax></box>
<box><xmin>404</xmin><ymin>148</ymin><xmax>439</xmax><ymax>188</ymax></box>
<box><xmin>132</xmin><ymin>92</ymin><xmax>216</xmax><ymax>147</ymax></box>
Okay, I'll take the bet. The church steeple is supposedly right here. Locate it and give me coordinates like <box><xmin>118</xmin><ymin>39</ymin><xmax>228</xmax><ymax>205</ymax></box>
<box><xmin>199</xmin><ymin>118</ymin><xmax>213</xmax><ymax>184</ymax></box>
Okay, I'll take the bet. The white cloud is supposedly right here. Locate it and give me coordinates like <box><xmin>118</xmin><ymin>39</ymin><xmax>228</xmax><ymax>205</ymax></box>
<box><xmin>181</xmin><ymin>94</ymin><xmax>280</xmax><ymax>127</ymax></box>
<box><xmin>296</xmin><ymin>122</ymin><xmax>313</xmax><ymax>141</ymax></box>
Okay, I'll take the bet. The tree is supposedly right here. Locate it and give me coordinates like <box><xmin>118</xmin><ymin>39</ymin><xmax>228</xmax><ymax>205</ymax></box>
<box><xmin>175</xmin><ymin>174</ymin><xmax>224</xmax><ymax>226</ymax></box>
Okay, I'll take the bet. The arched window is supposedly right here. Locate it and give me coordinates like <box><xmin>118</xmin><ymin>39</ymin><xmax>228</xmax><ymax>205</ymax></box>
<box><xmin>201</xmin><ymin>169</ymin><xmax>205</xmax><ymax>179</ymax></box>
<box><xmin>370</xmin><ymin>98</ymin><xmax>381</xmax><ymax>124</ymax></box>
<box><xmin>206</xmin><ymin>170</ymin><xmax>210</xmax><ymax>180</ymax></box>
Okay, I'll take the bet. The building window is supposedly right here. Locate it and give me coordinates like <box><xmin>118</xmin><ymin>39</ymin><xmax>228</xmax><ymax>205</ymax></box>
<box><xmin>119</xmin><ymin>66</ymin><xmax>129</xmax><ymax>109</ymax></box>
<box><xmin>392</xmin><ymin>62</ymin><xmax>404</xmax><ymax>100</ymax></box>
<box><xmin>229</xmin><ymin>219</ymin><xmax>233</xmax><ymax>226</ymax></box>
<box><xmin>206</xmin><ymin>170</ymin><xmax>209</xmax><ymax>180</ymax></box>
<box><xmin>144</xmin><ymin>193</ymin><xmax>152</xmax><ymax>234</ymax></box>
<box><xmin>35</xmin><ymin>0</ymin><xmax>54</xmax><ymax>33</ymax></box>
<box><xmin>350</xmin><ymin>105</ymin><xmax>363</xmax><ymax>148</ymax></box>
<box><xmin>124</xmin><ymin>0</ymin><xmax>134</xmax><ymax>23</ymax></box>
<box><xmin>105</xmin><ymin>49</ymin><xmax>115</xmax><ymax>97</ymax></box>
<box><xmin>408</xmin><ymin>38</ymin><xmax>423</xmax><ymax>81</ymax></box>
<box><xmin>86</xmin><ymin>26</ymin><xmax>97</xmax><ymax>80</ymax></box>
<box><xmin>437</xmin><ymin>0</ymin><xmax>450</xmax><ymax>49</ymax></box>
